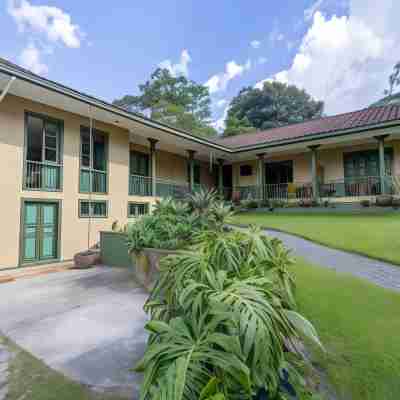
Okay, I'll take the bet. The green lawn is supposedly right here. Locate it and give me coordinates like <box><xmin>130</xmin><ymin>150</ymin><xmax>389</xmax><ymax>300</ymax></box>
<box><xmin>232</xmin><ymin>211</ymin><xmax>400</xmax><ymax>265</ymax></box>
<box><xmin>3</xmin><ymin>336</ymin><xmax>124</xmax><ymax>400</ymax></box>
<box><xmin>294</xmin><ymin>258</ymin><xmax>400</xmax><ymax>400</ymax></box>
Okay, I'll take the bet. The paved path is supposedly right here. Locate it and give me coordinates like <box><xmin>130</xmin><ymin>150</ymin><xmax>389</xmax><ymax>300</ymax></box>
<box><xmin>262</xmin><ymin>228</ymin><xmax>400</xmax><ymax>292</ymax></box>
<box><xmin>0</xmin><ymin>343</ymin><xmax>11</xmax><ymax>400</ymax></box>
<box><xmin>0</xmin><ymin>266</ymin><xmax>149</xmax><ymax>398</ymax></box>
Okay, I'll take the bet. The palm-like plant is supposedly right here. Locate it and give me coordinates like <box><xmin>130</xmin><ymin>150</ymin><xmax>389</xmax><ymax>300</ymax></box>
<box><xmin>138</xmin><ymin>227</ymin><xmax>322</xmax><ymax>399</ymax></box>
<box><xmin>186</xmin><ymin>188</ymin><xmax>218</xmax><ymax>215</ymax></box>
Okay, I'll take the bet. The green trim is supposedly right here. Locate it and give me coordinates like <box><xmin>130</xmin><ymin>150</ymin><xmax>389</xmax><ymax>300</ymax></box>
<box><xmin>78</xmin><ymin>199</ymin><xmax>108</xmax><ymax>218</ymax></box>
<box><xmin>127</xmin><ymin>202</ymin><xmax>150</xmax><ymax>218</ymax></box>
<box><xmin>19</xmin><ymin>198</ymin><xmax>62</xmax><ymax>268</ymax></box>
<box><xmin>79</xmin><ymin>125</ymin><xmax>109</xmax><ymax>194</ymax></box>
<box><xmin>23</xmin><ymin>111</ymin><xmax>64</xmax><ymax>192</ymax></box>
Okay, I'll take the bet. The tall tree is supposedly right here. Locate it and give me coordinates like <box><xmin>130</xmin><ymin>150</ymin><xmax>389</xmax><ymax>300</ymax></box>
<box><xmin>113</xmin><ymin>68</ymin><xmax>217</xmax><ymax>137</ymax></box>
<box><xmin>223</xmin><ymin>81</ymin><xmax>324</xmax><ymax>137</ymax></box>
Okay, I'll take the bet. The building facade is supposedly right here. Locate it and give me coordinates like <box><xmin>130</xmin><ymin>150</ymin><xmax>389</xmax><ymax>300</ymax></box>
<box><xmin>1</xmin><ymin>58</ymin><xmax>400</xmax><ymax>269</ymax></box>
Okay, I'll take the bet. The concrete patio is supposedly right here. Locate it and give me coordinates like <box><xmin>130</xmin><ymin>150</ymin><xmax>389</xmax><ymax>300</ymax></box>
<box><xmin>0</xmin><ymin>266</ymin><xmax>148</xmax><ymax>398</ymax></box>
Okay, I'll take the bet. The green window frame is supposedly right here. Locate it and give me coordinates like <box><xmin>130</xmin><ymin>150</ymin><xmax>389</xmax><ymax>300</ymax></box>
<box><xmin>79</xmin><ymin>200</ymin><xmax>108</xmax><ymax>218</ymax></box>
<box><xmin>79</xmin><ymin>126</ymin><xmax>108</xmax><ymax>194</ymax></box>
<box><xmin>344</xmin><ymin>148</ymin><xmax>393</xmax><ymax>179</ymax></box>
<box><xmin>128</xmin><ymin>202</ymin><xmax>149</xmax><ymax>218</ymax></box>
<box><xmin>130</xmin><ymin>151</ymin><xmax>150</xmax><ymax>176</ymax></box>
<box><xmin>23</xmin><ymin>112</ymin><xmax>64</xmax><ymax>191</ymax></box>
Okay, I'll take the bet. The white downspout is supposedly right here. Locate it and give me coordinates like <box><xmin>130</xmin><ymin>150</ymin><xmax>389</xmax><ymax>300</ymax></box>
<box><xmin>0</xmin><ymin>76</ymin><xmax>16</xmax><ymax>103</ymax></box>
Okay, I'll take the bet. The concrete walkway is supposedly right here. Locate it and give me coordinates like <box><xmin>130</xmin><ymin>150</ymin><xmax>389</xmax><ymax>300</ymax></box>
<box><xmin>0</xmin><ymin>266</ymin><xmax>148</xmax><ymax>398</ymax></box>
<box><xmin>263</xmin><ymin>228</ymin><xmax>400</xmax><ymax>292</ymax></box>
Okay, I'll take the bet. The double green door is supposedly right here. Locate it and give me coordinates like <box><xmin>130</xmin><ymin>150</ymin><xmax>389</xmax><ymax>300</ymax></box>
<box><xmin>22</xmin><ymin>202</ymin><xmax>59</xmax><ymax>264</ymax></box>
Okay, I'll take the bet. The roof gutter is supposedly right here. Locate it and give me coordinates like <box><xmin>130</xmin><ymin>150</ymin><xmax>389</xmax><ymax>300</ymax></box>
<box><xmin>0</xmin><ymin>62</ymin><xmax>232</xmax><ymax>153</ymax></box>
<box><xmin>0</xmin><ymin>76</ymin><xmax>16</xmax><ymax>103</ymax></box>
<box><xmin>1</xmin><ymin>61</ymin><xmax>399</xmax><ymax>156</ymax></box>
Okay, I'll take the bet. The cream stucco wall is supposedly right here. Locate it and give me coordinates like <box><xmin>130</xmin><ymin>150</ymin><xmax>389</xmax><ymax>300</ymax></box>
<box><xmin>0</xmin><ymin>95</ymin><xmax>214</xmax><ymax>269</ymax></box>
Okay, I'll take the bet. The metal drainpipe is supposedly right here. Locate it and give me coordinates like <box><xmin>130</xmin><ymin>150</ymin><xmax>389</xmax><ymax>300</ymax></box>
<box><xmin>87</xmin><ymin>107</ymin><xmax>93</xmax><ymax>251</ymax></box>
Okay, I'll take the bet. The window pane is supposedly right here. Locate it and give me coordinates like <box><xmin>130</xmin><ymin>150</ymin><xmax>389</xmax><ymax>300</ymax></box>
<box><xmin>93</xmin><ymin>132</ymin><xmax>106</xmax><ymax>171</ymax></box>
<box><xmin>45</xmin><ymin>148</ymin><xmax>57</xmax><ymax>162</ymax></box>
<box><xmin>129</xmin><ymin>202</ymin><xmax>149</xmax><ymax>217</ymax></box>
<box><xmin>130</xmin><ymin>152</ymin><xmax>149</xmax><ymax>176</ymax></box>
<box><xmin>26</xmin><ymin>115</ymin><xmax>43</xmax><ymax>162</ymax></box>
<box><xmin>80</xmin><ymin>201</ymin><xmax>90</xmax><ymax>217</ymax></box>
<box><xmin>45</xmin><ymin>134</ymin><xmax>57</xmax><ymax>149</ymax></box>
<box><xmin>81</xmin><ymin>129</ymin><xmax>90</xmax><ymax>167</ymax></box>
<box><xmin>92</xmin><ymin>202</ymin><xmax>106</xmax><ymax>216</ymax></box>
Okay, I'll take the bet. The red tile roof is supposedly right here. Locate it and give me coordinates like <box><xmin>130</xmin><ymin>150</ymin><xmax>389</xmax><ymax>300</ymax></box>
<box><xmin>215</xmin><ymin>104</ymin><xmax>400</xmax><ymax>148</ymax></box>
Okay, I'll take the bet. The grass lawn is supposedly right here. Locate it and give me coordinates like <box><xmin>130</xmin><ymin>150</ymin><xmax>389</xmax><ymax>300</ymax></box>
<box><xmin>232</xmin><ymin>211</ymin><xmax>400</xmax><ymax>265</ymax></box>
<box><xmin>294</xmin><ymin>258</ymin><xmax>400</xmax><ymax>400</ymax></box>
<box><xmin>3</xmin><ymin>336</ymin><xmax>125</xmax><ymax>400</ymax></box>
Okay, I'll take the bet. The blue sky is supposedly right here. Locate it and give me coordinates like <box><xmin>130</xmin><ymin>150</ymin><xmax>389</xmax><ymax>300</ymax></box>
<box><xmin>1</xmin><ymin>0</ymin><xmax>399</xmax><ymax>131</ymax></box>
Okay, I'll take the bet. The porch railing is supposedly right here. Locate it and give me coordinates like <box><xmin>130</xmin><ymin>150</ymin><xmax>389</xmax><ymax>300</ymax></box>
<box><xmin>80</xmin><ymin>169</ymin><xmax>107</xmax><ymax>193</ymax></box>
<box><xmin>129</xmin><ymin>174</ymin><xmax>152</xmax><ymax>196</ymax></box>
<box><xmin>232</xmin><ymin>176</ymin><xmax>398</xmax><ymax>202</ymax></box>
<box><xmin>129</xmin><ymin>175</ymin><xmax>213</xmax><ymax>198</ymax></box>
<box><xmin>156</xmin><ymin>178</ymin><xmax>189</xmax><ymax>199</ymax></box>
<box><xmin>24</xmin><ymin>160</ymin><xmax>62</xmax><ymax>191</ymax></box>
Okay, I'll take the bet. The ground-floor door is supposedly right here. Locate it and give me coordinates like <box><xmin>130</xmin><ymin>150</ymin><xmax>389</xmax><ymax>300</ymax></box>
<box><xmin>22</xmin><ymin>201</ymin><xmax>59</xmax><ymax>264</ymax></box>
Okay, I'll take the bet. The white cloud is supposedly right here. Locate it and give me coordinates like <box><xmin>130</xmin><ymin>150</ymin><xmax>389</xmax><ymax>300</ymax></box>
<box><xmin>250</xmin><ymin>40</ymin><xmax>261</xmax><ymax>49</ymax></box>
<box><xmin>212</xmin><ymin>105</ymin><xmax>230</xmax><ymax>132</ymax></box>
<box><xmin>8</xmin><ymin>0</ymin><xmax>82</xmax><ymax>48</ymax></box>
<box><xmin>304</xmin><ymin>0</ymin><xmax>324</xmax><ymax>21</ymax></box>
<box><xmin>19</xmin><ymin>42</ymin><xmax>48</xmax><ymax>74</ymax></box>
<box><xmin>159</xmin><ymin>49</ymin><xmax>191</xmax><ymax>77</ymax></box>
<box><xmin>216</xmin><ymin>99</ymin><xmax>228</xmax><ymax>108</ymax></box>
<box><xmin>205</xmin><ymin>59</ymin><xmax>251</xmax><ymax>94</ymax></box>
<box><xmin>258</xmin><ymin>57</ymin><xmax>268</xmax><ymax>65</ymax></box>
<box><xmin>259</xmin><ymin>1</ymin><xmax>400</xmax><ymax>114</ymax></box>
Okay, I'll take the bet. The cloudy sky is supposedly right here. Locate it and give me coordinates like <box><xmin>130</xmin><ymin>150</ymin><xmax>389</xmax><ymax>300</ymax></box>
<box><xmin>1</xmin><ymin>0</ymin><xmax>399</xmax><ymax>131</ymax></box>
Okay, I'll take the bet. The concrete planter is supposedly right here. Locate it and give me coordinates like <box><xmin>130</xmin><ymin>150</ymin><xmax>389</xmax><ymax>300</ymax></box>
<box><xmin>73</xmin><ymin>250</ymin><xmax>101</xmax><ymax>269</ymax></box>
<box><xmin>131</xmin><ymin>248</ymin><xmax>182</xmax><ymax>291</ymax></box>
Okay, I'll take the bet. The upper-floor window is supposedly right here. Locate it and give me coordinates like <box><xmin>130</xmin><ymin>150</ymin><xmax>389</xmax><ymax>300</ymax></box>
<box><xmin>129</xmin><ymin>151</ymin><xmax>151</xmax><ymax>196</ymax></box>
<box><xmin>24</xmin><ymin>112</ymin><xmax>63</xmax><ymax>191</ymax></box>
<box><xmin>79</xmin><ymin>126</ymin><xmax>108</xmax><ymax>193</ymax></box>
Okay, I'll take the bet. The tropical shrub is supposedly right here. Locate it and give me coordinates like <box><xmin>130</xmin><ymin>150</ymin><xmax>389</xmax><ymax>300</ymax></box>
<box><xmin>136</xmin><ymin>227</ymin><xmax>322</xmax><ymax>399</ymax></box>
<box><xmin>127</xmin><ymin>195</ymin><xmax>234</xmax><ymax>253</ymax></box>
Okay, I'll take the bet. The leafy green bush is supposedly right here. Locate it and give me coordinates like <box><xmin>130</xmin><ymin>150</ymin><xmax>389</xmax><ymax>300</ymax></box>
<box><xmin>127</xmin><ymin>195</ymin><xmax>234</xmax><ymax>254</ymax></box>
<box><xmin>242</xmin><ymin>199</ymin><xmax>259</xmax><ymax>209</ymax></box>
<box><xmin>137</xmin><ymin>227</ymin><xmax>322</xmax><ymax>399</ymax></box>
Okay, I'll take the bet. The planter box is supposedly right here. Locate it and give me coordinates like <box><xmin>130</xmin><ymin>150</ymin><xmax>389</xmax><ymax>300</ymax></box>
<box><xmin>73</xmin><ymin>250</ymin><xmax>101</xmax><ymax>269</ymax></box>
<box><xmin>132</xmin><ymin>248</ymin><xmax>182</xmax><ymax>291</ymax></box>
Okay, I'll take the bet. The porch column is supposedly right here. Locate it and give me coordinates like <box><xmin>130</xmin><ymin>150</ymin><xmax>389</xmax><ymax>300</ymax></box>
<box><xmin>257</xmin><ymin>153</ymin><xmax>266</xmax><ymax>201</ymax></box>
<box><xmin>308</xmin><ymin>145</ymin><xmax>320</xmax><ymax>201</ymax></box>
<box><xmin>187</xmin><ymin>150</ymin><xmax>196</xmax><ymax>193</ymax></box>
<box><xmin>375</xmin><ymin>135</ymin><xmax>389</xmax><ymax>194</ymax></box>
<box><xmin>148</xmin><ymin>138</ymin><xmax>158</xmax><ymax>196</ymax></box>
<box><xmin>217</xmin><ymin>158</ymin><xmax>224</xmax><ymax>197</ymax></box>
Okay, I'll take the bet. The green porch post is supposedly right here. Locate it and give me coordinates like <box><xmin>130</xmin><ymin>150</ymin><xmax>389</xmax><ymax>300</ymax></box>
<box><xmin>217</xmin><ymin>158</ymin><xmax>224</xmax><ymax>197</ymax></box>
<box><xmin>187</xmin><ymin>150</ymin><xmax>196</xmax><ymax>193</ymax></box>
<box><xmin>148</xmin><ymin>138</ymin><xmax>158</xmax><ymax>196</ymax></box>
<box><xmin>375</xmin><ymin>135</ymin><xmax>389</xmax><ymax>194</ymax></box>
<box><xmin>308</xmin><ymin>145</ymin><xmax>320</xmax><ymax>202</ymax></box>
<box><xmin>257</xmin><ymin>153</ymin><xmax>266</xmax><ymax>202</ymax></box>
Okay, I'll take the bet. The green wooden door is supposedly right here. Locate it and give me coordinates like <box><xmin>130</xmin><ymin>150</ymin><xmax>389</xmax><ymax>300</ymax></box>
<box><xmin>22</xmin><ymin>202</ymin><xmax>59</xmax><ymax>264</ymax></box>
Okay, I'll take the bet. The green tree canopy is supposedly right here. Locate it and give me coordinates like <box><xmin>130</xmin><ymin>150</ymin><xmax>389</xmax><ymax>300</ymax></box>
<box><xmin>113</xmin><ymin>68</ymin><xmax>217</xmax><ymax>137</ymax></box>
<box><xmin>223</xmin><ymin>81</ymin><xmax>324</xmax><ymax>137</ymax></box>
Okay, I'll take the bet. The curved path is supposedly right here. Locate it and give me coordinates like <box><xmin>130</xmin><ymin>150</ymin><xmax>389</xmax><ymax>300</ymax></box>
<box><xmin>260</xmin><ymin>228</ymin><xmax>400</xmax><ymax>292</ymax></box>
